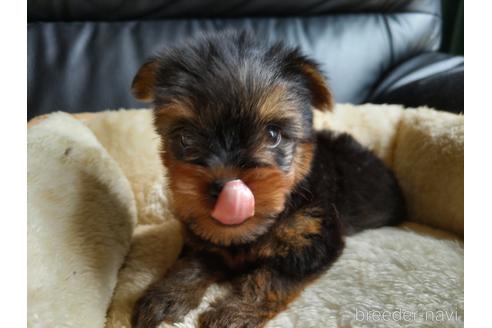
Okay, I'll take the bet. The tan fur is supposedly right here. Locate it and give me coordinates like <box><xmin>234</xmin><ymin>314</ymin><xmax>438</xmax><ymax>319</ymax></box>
<box><xmin>292</xmin><ymin>142</ymin><xmax>315</xmax><ymax>185</ymax></box>
<box><xmin>198</xmin><ymin>268</ymin><xmax>307</xmax><ymax>327</ymax></box>
<box><xmin>257</xmin><ymin>86</ymin><xmax>303</xmax><ymax>132</ymax></box>
<box><xmin>299</xmin><ymin>63</ymin><xmax>333</xmax><ymax>111</ymax></box>
<box><xmin>275</xmin><ymin>212</ymin><xmax>322</xmax><ymax>249</ymax></box>
<box><xmin>165</xmin><ymin>152</ymin><xmax>295</xmax><ymax>246</ymax></box>
<box><xmin>154</xmin><ymin>102</ymin><xmax>196</xmax><ymax>131</ymax></box>
<box><xmin>132</xmin><ymin>60</ymin><xmax>159</xmax><ymax>102</ymax></box>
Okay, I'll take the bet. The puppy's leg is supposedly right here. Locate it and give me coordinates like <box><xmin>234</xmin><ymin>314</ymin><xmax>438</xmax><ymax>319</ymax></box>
<box><xmin>132</xmin><ymin>255</ymin><xmax>219</xmax><ymax>328</ymax></box>
<box><xmin>198</xmin><ymin>267</ymin><xmax>303</xmax><ymax>328</ymax></box>
<box><xmin>198</xmin><ymin>206</ymin><xmax>344</xmax><ymax>328</ymax></box>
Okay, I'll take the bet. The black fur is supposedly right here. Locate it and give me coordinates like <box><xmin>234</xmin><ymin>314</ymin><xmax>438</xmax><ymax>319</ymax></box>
<box><xmin>270</xmin><ymin>131</ymin><xmax>406</xmax><ymax>279</ymax></box>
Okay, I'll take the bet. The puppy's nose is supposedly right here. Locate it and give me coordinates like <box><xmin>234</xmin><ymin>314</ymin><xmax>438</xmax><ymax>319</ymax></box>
<box><xmin>209</xmin><ymin>180</ymin><xmax>225</xmax><ymax>201</ymax></box>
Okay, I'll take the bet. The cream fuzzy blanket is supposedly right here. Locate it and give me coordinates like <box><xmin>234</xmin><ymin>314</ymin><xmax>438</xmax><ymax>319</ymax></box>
<box><xmin>27</xmin><ymin>104</ymin><xmax>464</xmax><ymax>328</ymax></box>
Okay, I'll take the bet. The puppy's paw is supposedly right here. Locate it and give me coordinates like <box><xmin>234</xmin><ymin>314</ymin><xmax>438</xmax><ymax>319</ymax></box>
<box><xmin>132</xmin><ymin>287</ymin><xmax>194</xmax><ymax>328</ymax></box>
<box><xmin>198</xmin><ymin>304</ymin><xmax>265</xmax><ymax>328</ymax></box>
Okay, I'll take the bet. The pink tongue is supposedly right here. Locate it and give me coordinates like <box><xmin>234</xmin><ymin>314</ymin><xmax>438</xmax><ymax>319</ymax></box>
<box><xmin>211</xmin><ymin>179</ymin><xmax>255</xmax><ymax>225</ymax></box>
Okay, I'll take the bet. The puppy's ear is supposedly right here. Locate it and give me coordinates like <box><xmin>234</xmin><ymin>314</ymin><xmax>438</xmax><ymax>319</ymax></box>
<box><xmin>286</xmin><ymin>51</ymin><xmax>333</xmax><ymax>111</ymax></box>
<box><xmin>131</xmin><ymin>58</ymin><xmax>159</xmax><ymax>102</ymax></box>
<box><xmin>298</xmin><ymin>61</ymin><xmax>333</xmax><ymax>111</ymax></box>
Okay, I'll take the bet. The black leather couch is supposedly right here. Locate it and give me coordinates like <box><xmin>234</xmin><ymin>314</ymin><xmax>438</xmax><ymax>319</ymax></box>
<box><xmin>27</xmin><ymin>0</ymin><xmax>464</xmax><ymax>120</ymax></box>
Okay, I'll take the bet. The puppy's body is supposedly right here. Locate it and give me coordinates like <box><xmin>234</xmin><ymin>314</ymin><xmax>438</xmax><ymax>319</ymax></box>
<box><xmin>131</xmin><ymin>31</ymin><xmax>405</xmax><ymax>328</ymax></box>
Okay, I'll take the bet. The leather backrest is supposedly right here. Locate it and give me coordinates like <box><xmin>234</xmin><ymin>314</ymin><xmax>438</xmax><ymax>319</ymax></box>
<box><xmin>29</xmin><ymin>0</ymin><xmax>439</xmax><ymax>21</ymax></box>
<box><xmin>27</xmin><ymin>0</ymin><xmax>441</xmax><ymax>119</ymax></box>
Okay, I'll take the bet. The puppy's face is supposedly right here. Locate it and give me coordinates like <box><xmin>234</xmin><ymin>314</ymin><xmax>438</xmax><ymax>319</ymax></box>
<box><xmin>132</xmin><ymin>32</ymin><xmax>332</xmax><ymax>246</ymax></box>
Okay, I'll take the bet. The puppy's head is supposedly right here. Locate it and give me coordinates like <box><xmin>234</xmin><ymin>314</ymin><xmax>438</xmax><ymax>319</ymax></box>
<box><xmin>132</xmin><ymin>31</ymin><xmax>333</xmax><ymax>246</ymax></box>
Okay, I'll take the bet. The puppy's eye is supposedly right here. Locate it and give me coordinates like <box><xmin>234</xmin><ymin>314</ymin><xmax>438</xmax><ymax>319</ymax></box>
<box><xmin>180</xmin><ymin>134</ymin><xmax>193</xmax><ymax>149</ymax></box>
<box><xmin>266</xmin><ymin>125</ymin><xmax>282</xmax><ymax>148</ymax></box>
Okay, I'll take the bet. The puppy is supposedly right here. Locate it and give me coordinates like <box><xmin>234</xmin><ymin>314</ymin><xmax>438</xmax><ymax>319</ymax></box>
<box><xmin>131</xmin><ymin>31</ymin><xmax>406</xmax><ymax>328</ymax></box>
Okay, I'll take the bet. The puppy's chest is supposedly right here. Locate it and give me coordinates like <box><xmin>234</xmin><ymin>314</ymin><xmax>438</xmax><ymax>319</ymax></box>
<box><xmin>190</xmin><ymin>214</ymin><xmax>324</xmax><ymax>271</ymax></box>
<box><xmin>188</xmin><ymin>239</ymin><xmax>275</xmax><ymax>271</ymax></box>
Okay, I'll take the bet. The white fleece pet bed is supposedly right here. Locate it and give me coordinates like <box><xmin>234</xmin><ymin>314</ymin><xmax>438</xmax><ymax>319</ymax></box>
<box><xmin>27</xmin><ymin>104</ymin><xmax>464</xmax><ymax>328</ymax></box>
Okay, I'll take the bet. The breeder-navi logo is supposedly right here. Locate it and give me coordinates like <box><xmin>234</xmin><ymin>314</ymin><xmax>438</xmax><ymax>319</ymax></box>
<box><xmin>354</xmin><ymin>308</ymin><xmax>460</xmax><ymax>323</ymax></box>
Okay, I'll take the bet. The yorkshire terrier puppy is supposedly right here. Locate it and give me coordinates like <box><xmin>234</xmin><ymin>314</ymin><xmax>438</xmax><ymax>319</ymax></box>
<box><xmin>131</xmin><ymin>31</ymin><xmax>406</xmax><ymax>328</ymax></box>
